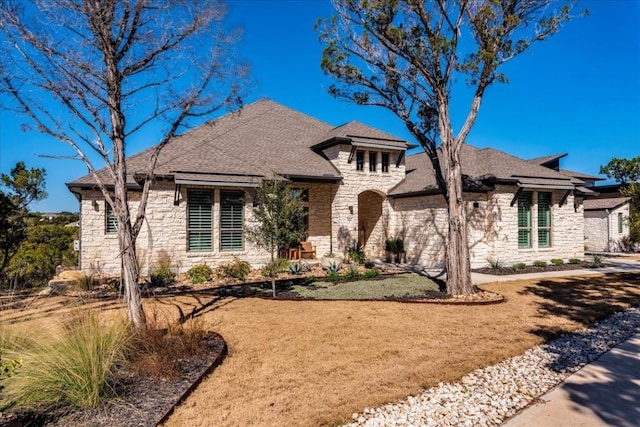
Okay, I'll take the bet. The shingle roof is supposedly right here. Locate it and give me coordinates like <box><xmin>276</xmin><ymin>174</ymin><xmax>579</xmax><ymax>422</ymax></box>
<box><xmin>72</xmin><ymin>100</ymin><xmax>401</xmax><ymax>187</ymax></box>
<box><xmin>313</xmin><ymin>121</ymin><xmax>415</xmax><ymax>150</ymax></box>
<box><xmin>528</xmin><ymin>153</ymin><xmax>567</xmax><ymax>166</ymax></box>
<box><xmin>584</xmin><ymin>197</ymin><xmax>630</xmax><ymax>211</ymax></box>
<box><xmin>558</xmin><ymin>169</ymin><xmax>604</xmax><ymax>182</ymax></box>
<box><xmin>389</xmin><ymin>144</ymin><xmax>576</xmax><ymax>196</ymax></box>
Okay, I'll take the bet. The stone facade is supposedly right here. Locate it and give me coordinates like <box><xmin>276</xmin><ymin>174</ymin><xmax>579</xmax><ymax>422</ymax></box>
<box><xmin>77</xmin><ymin>146</ymin><xmax>587</xmax><ymax>275</ymax></box>
<box><xmin>322</xmin><ymin>144</ymin><xmax>406</xmax><ymax>257</ymax></box>
<box><xmin>78</xmin><ymin>181</ymin><xmax>336</xmax><ymax>275</ymax></box>
<box><xmin>584</xmin><ymin>203</ymin><xmax>630</xmax><ymax>252</ymax></box>
<box><xmin>389</xmin><ymin>185</ymin><xmax>585</xmax><ymax>268</ymax></box>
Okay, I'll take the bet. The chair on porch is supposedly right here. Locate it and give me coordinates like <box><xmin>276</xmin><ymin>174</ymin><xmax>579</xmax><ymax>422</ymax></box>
<box><xmin>299</xmin><ymin>241</ymin><xmax>316</xmax><ymax>259</ymax></box>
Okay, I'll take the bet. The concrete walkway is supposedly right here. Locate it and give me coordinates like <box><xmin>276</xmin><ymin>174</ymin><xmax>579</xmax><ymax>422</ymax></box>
<box><xmin>502</xmin><ymin>333</ymin><xmax>640</xmax><ymax>427</ymax></box>
<box><xmin>487</xmin><ymin>255</ymin><xmax>640</xmax><ymax>427</ymax></box>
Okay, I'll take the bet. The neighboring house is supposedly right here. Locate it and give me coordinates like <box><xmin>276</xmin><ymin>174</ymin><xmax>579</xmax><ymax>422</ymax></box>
<box><xmin>582</xmin><ymin>185</ymin><xmax>631</xmax><ymax>252</ymax></box>
<box><xmin>67</xmin><ymin>99</ymin><xmax>593</xmax><ymax>274</ymax></box>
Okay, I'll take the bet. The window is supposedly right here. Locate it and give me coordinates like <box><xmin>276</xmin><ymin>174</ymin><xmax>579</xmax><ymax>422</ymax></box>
<box><xmin>538</xmin><ymin>192</ymin><xmax>552</xmax><ymax>247</ymax></box>
<box><xmin>220</xmin><ymin>190</ymin><xmax>244</xmax><ymax>251</ymax></box>
<box><xmin>105</xmin><ymin>202</ymin><xmax>117</xmax><ymax>234</ymax></box>
<box><xmin>517</xmin><ymin>192</ymin><xmax>532</xmax><ymax>248</ymax></box>
<box><xmin>356</xmin><ymin>150</ymin><xmax>364</xmax><ymax>171</ymax></box>
<box><xmin>187</xmin><ymin>189</ymin><xmax>212</xmax><ymax>251</ymax></box>
<box><xmin>381</xmin><ymin>152</ymin><xmax>390</xmax><ymax>173</ymax></box>
<box><xmin>618</xmin><ymin>212</ymin><xmax>623</xmax><ymax>233</ymax></box>
<box><xmin>369</xmin><ymin>151</ymin><xmax>377</xmax><ymax>172</ymax></box>
<box><xmin>290</xmin><ymin>188</ymin><xmax>309</xmax><ymax>202</ymax></box>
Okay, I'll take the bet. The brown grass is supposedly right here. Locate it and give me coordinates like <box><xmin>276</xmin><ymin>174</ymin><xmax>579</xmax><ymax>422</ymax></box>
<box><xmin>2</xmin><ymin>273</ymin><xmax>640</xmax><ymax>427</ymax></box>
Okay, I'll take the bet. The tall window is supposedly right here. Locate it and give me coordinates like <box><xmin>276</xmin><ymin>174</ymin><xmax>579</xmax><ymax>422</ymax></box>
<box><xmin>618</xmin><ymin>212</ymin><xmax>623</xmax><ymax>233</ymax></box>
<box><xmin>381</xmin><ymin>152</ymin><xmax>390</xmax><ymax>173</ymax></box>
<box><xmin>517</xmin><ymin>192</ymin><xmax>532</xmax><ymax>248</ymax></box>
<box><xmin>187</xmin><ymin>189</ymin><xmax>212</xmax><ymax>251</ymax></box>
<box><xmin>369</xmin><ymin>151</ymin><xmax>377</xmax><ymax>172</ymax></box>
<box><xmin>356</xmin><ymin>150</ymin><xmax>364</xmax><ymax>171</ymax></box>
<box><xmin>220</xmin><ymin>190</ymin><xmax>244</xmax><ymax>251</ymax></box>
<box><xmin>105</xmin><ymin>202</ymin><xmax>117</xmax><ymax>234</ymax></box>
<box><xmin>538</xmin><ymin>192</ymin><xmax>552</xmax><ymax>247</ymax></box>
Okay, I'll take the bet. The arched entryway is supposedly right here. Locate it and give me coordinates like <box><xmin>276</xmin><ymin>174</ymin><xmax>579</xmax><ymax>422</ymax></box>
<box><xmin>357</xmin><ymin>190</ymin><xmax>385</xmax><ymax>256</ymax></box>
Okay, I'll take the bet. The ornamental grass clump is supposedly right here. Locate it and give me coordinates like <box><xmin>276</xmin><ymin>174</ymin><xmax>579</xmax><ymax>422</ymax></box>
<box><xmin>3</xmin><ymin>312</ymin><xmax>132</xmax><ymax>410</ymax></box>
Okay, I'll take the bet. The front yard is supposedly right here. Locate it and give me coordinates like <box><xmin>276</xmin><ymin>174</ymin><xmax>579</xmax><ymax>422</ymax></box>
<box><xmin>2</xmin><ymin>272</ymin><xmax>640</xmax><ymax>426</ymax></box>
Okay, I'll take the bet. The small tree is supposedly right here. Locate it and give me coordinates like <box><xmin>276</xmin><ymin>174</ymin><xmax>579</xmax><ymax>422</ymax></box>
<box><xmin>246</xmin><ymin>178</ymin><xmax>306</xmax><ymax>296</ymax></box>
<box><xmin>0</xmin><ymin>162</ymin><xmax>47</xmax><ymax>281</ymax></box>
<box><xmin>601</xmin><ymin>156</ymin><xmax>640</xmax><ymax>242</ymax></box>
<box><xmin>317</xmin><ymin>0</ymin><xmax>577</xmax><ymax>295</ymax></box>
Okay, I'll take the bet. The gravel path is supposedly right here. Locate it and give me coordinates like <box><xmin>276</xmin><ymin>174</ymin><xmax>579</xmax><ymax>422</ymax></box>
<box><xmin>344</xmin><ymin>306</ymin><xmax>640</xmax><ymax>427</ymax></box>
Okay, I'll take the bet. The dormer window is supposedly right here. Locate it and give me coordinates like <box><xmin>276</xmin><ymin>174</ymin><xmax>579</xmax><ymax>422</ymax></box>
<box><xmin>369</xmin><ymin>152</ymin><xmax>377</xmax><ymax>172</ymax></box>
<box><xmin>381</xmin><ymin>152</ymin><xmax>390</xmax><ymax>173</ymax></box>
<box><xmin>356</xmin><ymin>150</ymin><xmax>364</xmax><ymax>171</ymax></box>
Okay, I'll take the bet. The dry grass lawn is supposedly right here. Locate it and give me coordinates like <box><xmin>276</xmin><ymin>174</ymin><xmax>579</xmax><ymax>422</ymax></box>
<box><xmin>2</xmin><ymin>272</ymin><xmax>640</xmax><ymax>426</ymax></box>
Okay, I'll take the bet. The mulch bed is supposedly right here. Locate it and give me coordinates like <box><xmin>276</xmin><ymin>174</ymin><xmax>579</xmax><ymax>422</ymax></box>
<box><xmin>473</xmin><ymin>262</ymin><xmax>605</xmax><ymax>276</ymax></box>
<box><xmin>0</xmin><ymin>333</ymin><xmax>227</xmax><ymax>427</ymax></box>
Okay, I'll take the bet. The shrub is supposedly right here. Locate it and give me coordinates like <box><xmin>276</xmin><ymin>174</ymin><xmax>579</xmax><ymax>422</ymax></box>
<box><xmin>305</xmin><ymin>275</ymin><xmax>317</xmax><ymax>285</ymax></box>
<box><xmin>343</xmin><ymin>264</ymin><xmax>360</xmax><ymax>280</ymax></box>
<box><xmin>384</xmin><ymin>238</ymin><xmax>397</xmax><ymax>253</ymax></box>
<box><xmin>569</xmin><ymin>258</ymin><xmax>582</xmax><ymax>264</ymax></box>
<box><xmin>364</xmin><ymin>260</ymin><xmax>375</xmax><ymax>269</ymax></box>
<box><xmin>347</xmin><ymin>245</ymin><xmax>365</xmax><ymax>264</ymax></box>
<box><xmin>512</xmin><ymin>263</ymin><xmax>526</xmax><ymax>270</ymax></box>
<box><xmin>149</xmin><ymin>249</ymin><xmax>175</xmax><ymax>287</ymax></box>
<box><xmin>592</xmin><ymin>254</ymin><xmax>605</xmax><ymax>266</ymax></box>
<box><xmin>187</xmin><ymin>263</ymin><xmax>212</xmax><ymax>284</ymax></box>
<box><xmin>486</xmin><ymin>257</ymin><xmax>504</xmax><ymax>270</ymax></box>
<box><xmin>261</xmin><ymin>258</ymin><xmax>288</xmax><ymax>278</ymax></box>
<box><xmin>217</xmin><ymin>258</ymin><xmax>251</xmax><ymax>281</ymax></box>
<box><xmin>533</xmin><ymin>260</ymin><xmax>547</xmax><ymax>267</ymax></box>
<box><xmin>550</xmin><ymin>258</ymin><xmax>564</xmax><ymax>265</ymax></box>
<box><xmin>363</xmin><ymin>268</ymin><xmax>381</xmax><ymax>278</ymax></box>
<box><xmin>3</xmin><ymin>312</ymin><xmax>132</xmax><ymax>410</ymax></box>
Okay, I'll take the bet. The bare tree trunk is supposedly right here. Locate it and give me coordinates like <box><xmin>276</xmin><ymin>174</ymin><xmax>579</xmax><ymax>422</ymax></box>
<box><xmin>118</xmin><ymin>219</ymin><xmax>146</xmax><ymax>328</ymax></box>
<box><xmin>444</xmin><ymin>157</ymin><xmax>473</xmax><ymax>295</ymax></box>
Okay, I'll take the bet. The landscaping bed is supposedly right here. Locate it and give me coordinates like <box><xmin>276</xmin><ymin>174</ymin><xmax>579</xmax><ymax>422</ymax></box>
<box><xmin>473</xmin><ymin>261</ymin><xmax>605</xmax><ymax>276</ymax></box>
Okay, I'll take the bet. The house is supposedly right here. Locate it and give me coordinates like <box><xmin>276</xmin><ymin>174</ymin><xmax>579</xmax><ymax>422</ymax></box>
<box><xmin>582</xmin><ymin>185</ymin><xmax>632</xmax><ymax>252</ymax></box>
<box><xmin>67</xmin><ymin>99</ymin><xmax>592</xmax><ymax>275</ymax></box>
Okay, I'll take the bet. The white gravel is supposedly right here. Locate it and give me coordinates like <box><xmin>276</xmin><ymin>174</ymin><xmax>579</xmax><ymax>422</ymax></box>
<box><xmin>343</xmin><ymin>306</ymin><xmax>640</xmax><ymax>427</ymax></box>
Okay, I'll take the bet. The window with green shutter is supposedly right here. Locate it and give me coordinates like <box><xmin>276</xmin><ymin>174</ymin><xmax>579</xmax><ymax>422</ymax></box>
<box><xmin>187</xmin><ymin>189</ymin><xmax>212</xmax><ymax>251</ymax></box>
<box><xmin>220</xmin><ymin>190</ymin><xmax>244</xmax><ymax>251</ymax></box>
<box><xmin>618</xmin><ymin>212</ymin><xmax>623</xmax><ymax>233</ymax></box>
<box><xmin>517</xmin><ymin>192</ymin><xmax>532</xmax><ymax>248</ymax></box>
<box><xmin>105</xmin><ymin>202</ymin><xmax>117</xmax><ymax>234</ymax></box>
<box><xmin>537</xmin><ymin>192</ymin><xmax>552</xmax><ymax>247</ymax></box>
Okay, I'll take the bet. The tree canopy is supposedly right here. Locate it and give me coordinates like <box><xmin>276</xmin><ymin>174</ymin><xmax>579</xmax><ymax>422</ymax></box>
<box><xmin>318</xmin><ymin>0</ymin><xmax>577</xmax><ymax>295</ymax></box>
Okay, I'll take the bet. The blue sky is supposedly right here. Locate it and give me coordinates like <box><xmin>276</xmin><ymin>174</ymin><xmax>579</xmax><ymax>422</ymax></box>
<box><xmin>1</xmin><ymin>0</ymin><xmax>638</xmax><ymax>213</ymax></box>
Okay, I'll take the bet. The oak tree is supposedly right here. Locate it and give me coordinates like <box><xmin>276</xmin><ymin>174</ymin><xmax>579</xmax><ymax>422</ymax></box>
<box><xmin>318</xmin><ymin>0</ymin><xmax>577</xmax><ymax>295</ymax></box>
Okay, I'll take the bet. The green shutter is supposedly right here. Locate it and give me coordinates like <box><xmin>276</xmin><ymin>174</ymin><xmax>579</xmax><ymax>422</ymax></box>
<box><xmin>517</xmin><ymin>192</ymin><xmax>531</xmax><ymax>248</ymax></box>
<box><xmin>538</xmin><ymin>192</ymin><xmax>551</xmax><ymax>247</ymax></box>
<box><xmin>220</xmin><ymin>191</ymin><xmax>244</xmax><ymax>251</ymax></box>
<box><xmin>187</xmin><ymin>190</ymin><xmax>212</xmax><ymax>251</ymax></box>
<box><xmin>105</xmin><ymin>203</ymin><xmax>117</xmax><ymax>234</ymax></box>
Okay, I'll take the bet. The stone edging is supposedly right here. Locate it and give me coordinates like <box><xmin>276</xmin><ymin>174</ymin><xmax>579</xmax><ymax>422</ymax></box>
<box><xmin>155</xmin><ymin>331</ymin><xmax>228</xmax><ymax>426</ymax></box>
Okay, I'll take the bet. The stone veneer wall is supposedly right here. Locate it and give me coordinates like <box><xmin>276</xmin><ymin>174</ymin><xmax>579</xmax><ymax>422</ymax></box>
<box><xmin>321</xmin><ymin>144</ymin><xmax>406</xmax><ymax>258</ymax></box>
<box><xmin>389</xmin><ymin>185</ymin><xmax>585</xmax><ymax>268</ymax></box>
<box><xmin>78</xmin><ymin>181</ymin><xmax>335</xmax><ymax>275</ymax></box>
<box><xmin>584</xmin><ymin>203</ymin><xmax>630</xmax><ymax>251</ymax></box>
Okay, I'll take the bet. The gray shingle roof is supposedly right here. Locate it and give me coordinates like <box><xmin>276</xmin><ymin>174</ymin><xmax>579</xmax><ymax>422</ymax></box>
<box><xmin>584</xmin><ymin>197</ymin><xmax>630</xmax><ymax>210</ymax></box>
<box><xmin>389</xmin><ymin>144</ymin><xmax>577</xmax><ymax>196</ymax></box>
<box><xmin>71</xmin><ymin>99</ymin><xmax>397</xmax><ymax>187</ymax></box>
<box><xmin>313</xmin><ymin>121</ymin><xmax>415</xmax><ymax>150</ymax></box>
